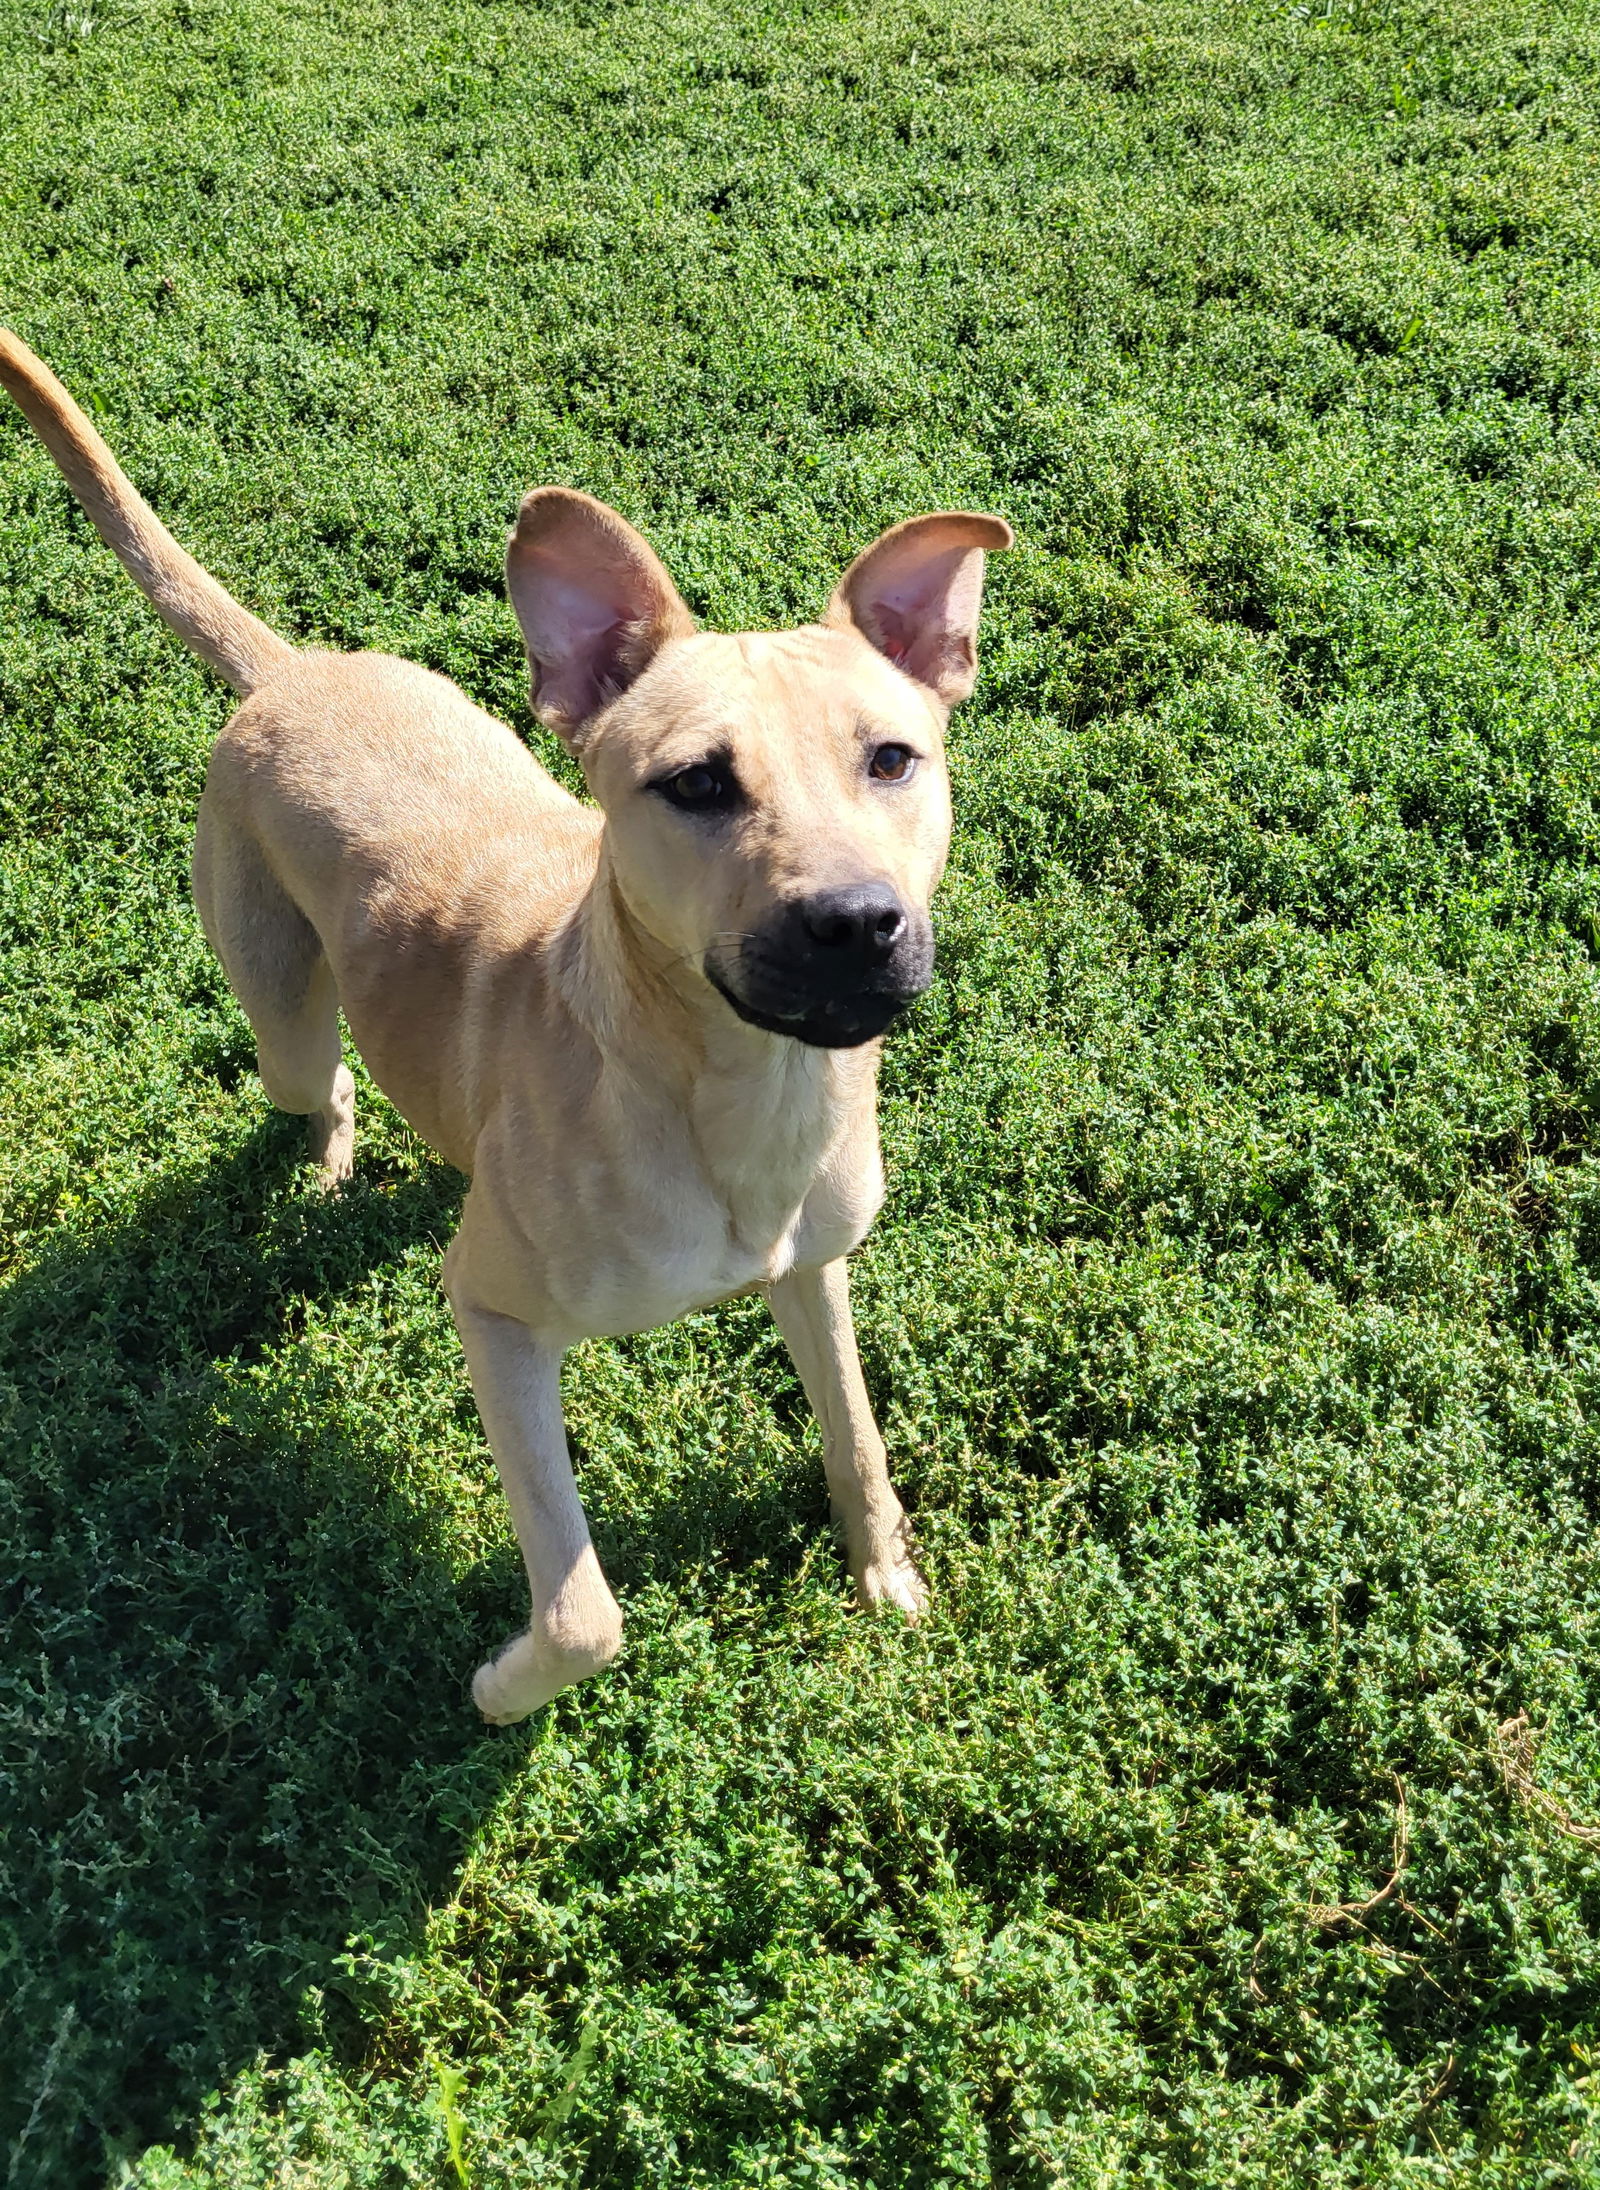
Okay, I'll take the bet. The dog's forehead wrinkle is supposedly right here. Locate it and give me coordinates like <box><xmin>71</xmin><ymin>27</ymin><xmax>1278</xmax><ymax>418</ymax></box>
<box><xmin>619</xmin><ymin>625</ymin><xmax>926</xmax><ymax>775</ymax></box>
<box><xmin>730</xmin><ymin>628</ymin><xmax>933</xmax><ymax>743</ymax></box>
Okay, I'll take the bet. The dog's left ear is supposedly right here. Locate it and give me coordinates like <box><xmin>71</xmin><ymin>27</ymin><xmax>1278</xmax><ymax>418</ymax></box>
<box><xmin>507</xmin><ymin>488</ymin><xmax>696</xmax><ymax>744</ymax></box>
<box><xmin>825</xmin><ymin>512</ymin><xmax>1013</xmax><ymax>711</ymax></box>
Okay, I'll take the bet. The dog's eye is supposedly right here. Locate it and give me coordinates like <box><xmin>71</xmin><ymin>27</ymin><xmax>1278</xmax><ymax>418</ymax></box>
<box><xmin>660</xmin><ymin>764</ymin><xmax>728</xmax><ymax>808</ymax></box>
<box><xmin>870</xmin><ymin>744</ymin><xmax>917</xmax><ymax>783</ymax></box>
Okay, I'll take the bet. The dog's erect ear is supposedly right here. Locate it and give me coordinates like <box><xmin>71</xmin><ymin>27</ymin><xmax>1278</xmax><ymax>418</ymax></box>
<box><xmin>507</xmin><ymin>489</ymin><xmax>695</xmax><ymax>743</ymax></box>
<box><xmin>825</xmin><ymin>512</ymin><xmax>1013</xmax><ymax>711</ymax></box>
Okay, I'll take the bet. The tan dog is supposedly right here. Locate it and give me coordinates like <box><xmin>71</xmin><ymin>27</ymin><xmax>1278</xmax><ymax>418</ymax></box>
<box><xmin>0</xmin><ymin>330</ymin><xmax>1010</xmax><ymax>1721</ymax></box>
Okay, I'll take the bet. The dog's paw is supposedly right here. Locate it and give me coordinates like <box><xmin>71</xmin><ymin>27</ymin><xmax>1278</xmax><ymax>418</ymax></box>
<box><xmin>308</xmin><ymin>1066</ymin><xmax>356</xmax><ymax>1184</ymax></box>
<box><xmin>472</xmin><ymin>1619</ymin><xmax>621</xmax><ymax>1725</ymax></box>
<box><xmin>855</xmin><ymin>1546</ymin><xmax>930</xmax><ymax>1622</ymax></box>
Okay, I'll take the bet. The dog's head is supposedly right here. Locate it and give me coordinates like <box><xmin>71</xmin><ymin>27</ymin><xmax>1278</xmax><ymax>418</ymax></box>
<box><xmin>506</xmin><ymin>492</ymin><xmax>1011</xmax><ymax>1049</ymax></box>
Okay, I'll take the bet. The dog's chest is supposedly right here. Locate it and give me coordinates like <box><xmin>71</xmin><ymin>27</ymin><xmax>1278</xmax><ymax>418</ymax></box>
<box><xmin>538</xmin><ymin>1176</ymin><xmax>815</xmax><ymax>1340</ymax></box>
<box><xmin>637</xmin><ymin>1093</ymin><xmax>845</xmax><ymax>1304</ymax></box>
<box><xmin>473</xmin><ymin>1035</ymin><xmax>879</xmax><ymax>1340</ymax></box>
<box><xmin>645</xmin><ymin>1189</ymin><xmax>808</xmax><ymax>1313</ymax></box>
<box><xmin>696</xmin><ymin>1060</ymin><xmax>838</xmax><ymax>1249</ymax></box>
<box><xmin>548</xmin><ymin>1058</ymin><xmax>872</xmax><ymax>1335</ymax></box>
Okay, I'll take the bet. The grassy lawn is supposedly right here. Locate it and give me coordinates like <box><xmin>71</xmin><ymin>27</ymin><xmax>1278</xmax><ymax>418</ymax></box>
<box><xmin>5</xmin><ymin>0</ymin><xmax>1600</xmax><ymax>2179</ymax></box>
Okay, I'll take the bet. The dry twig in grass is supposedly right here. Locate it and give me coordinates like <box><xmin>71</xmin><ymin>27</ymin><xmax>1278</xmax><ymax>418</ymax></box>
<box><xmin>1306</xmin><ymin>1773</ymin><xmax>1409</xmax><ymax>1929</ymax></box>
<box><xmin>1497</xmin><ymin>1713</ymin><xmax>1600</xmax><ymax>1846</ymax></box>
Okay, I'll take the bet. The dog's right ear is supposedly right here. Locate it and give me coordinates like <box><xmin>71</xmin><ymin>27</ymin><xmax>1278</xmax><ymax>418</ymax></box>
<box><xmin>506</xmin><ymin>489</ymin><xmax>695</xmax><ymax>745</ymax></box>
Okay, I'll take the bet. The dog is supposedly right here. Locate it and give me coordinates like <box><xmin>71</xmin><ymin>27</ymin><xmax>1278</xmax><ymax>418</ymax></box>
<box><xmin>0</xmin><ymin>329</ymin><xmax>1011</xmax><ymax>1722</ymax></box>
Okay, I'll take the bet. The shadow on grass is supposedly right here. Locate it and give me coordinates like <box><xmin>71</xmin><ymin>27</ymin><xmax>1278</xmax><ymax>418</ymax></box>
<box><xmin>0</xmin><ymin>1122</ymin><xmax>516</xmax><ymax>2186</ymax></box>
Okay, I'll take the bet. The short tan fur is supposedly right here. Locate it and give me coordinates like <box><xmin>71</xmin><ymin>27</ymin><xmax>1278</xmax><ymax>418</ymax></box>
<box><xmin>0</xmin><ymin>329</ymin><xmax>1010</xmax><ymax>1720</ymax></box>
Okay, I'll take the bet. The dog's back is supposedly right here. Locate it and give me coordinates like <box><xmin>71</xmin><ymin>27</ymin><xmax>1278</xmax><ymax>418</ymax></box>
<box><xmin>199</xmin><ymin>649</ymin><xmax>602</xmax><ymax>1170</ymax></box>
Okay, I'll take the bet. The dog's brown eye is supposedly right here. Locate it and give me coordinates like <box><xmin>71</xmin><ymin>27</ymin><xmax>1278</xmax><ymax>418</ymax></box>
<box><xmin>870</xmin><ymin>744</ymin><xmax>916</xmax><ymax>783</ymax></box>
<box><xmin>661</xmin><ymin>764</ymin><xmax>727</xmax><ymax>808</ymax></box>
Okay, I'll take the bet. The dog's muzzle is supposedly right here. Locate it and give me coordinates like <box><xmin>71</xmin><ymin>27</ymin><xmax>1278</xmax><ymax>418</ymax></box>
<box><xmin>705</xmin><ymin>884</ymin><xmax>934</xmax><ymax>1049</ymax></box>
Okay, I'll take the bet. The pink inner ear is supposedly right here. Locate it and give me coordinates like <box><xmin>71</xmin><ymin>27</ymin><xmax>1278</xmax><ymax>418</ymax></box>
<box><xmin>829</xmin><ymin>513</ymin><xmax>1011</xmax><ymax>710</ymax></box>
<box><xmin>525</xmin><ymin>561</ymin><xmax>633</xmax><ymax>723</ymax></box>
<box><xmin>861</xmin><ymin>548</ymin><xmax>981</xmax><ymax>699</ymax></box>
<box><xmin>506</xmin><ymin>489</ymin><xmax>695</xmax><ymax>739</ymax></box>
<box><xmin>876</xmin><ymin>613</ymin><xmax>912</xmax><ymax>668</ymax></box>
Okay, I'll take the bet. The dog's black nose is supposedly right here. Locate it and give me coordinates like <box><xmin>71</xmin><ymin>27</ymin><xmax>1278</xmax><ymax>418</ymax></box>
<box><xmin>800</xmin><ymin>884</ymin><xmax>907</xmax><ymax>959</ymax></box>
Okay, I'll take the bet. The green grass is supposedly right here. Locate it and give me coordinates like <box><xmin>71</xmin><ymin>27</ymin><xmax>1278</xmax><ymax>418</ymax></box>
<box><xmin>4</xmin><ymin>0</ymin><xmax>1600</xmax><ymax>2179</ymax></box>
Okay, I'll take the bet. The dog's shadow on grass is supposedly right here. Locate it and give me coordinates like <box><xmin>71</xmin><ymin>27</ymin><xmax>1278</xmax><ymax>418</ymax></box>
<box><xmin>1</xmin><ymin>1121</ymin><xmax>514</xmax><ymax>2183</ymax></box>
<box><xmin>2</xmin><ymin>1112</ymin><xmax>840</xmax><ymax>2183</ymax></box>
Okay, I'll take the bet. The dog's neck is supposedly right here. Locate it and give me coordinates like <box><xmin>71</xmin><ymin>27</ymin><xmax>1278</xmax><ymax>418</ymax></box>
<box><xmin>563</xmin><ymin>845</ymin><xmax>879</xmax><ymax>1245</ymax></box>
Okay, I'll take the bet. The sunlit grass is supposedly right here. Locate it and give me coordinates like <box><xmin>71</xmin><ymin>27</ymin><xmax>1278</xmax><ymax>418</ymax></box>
<box><xmin>4</xmin><ymin>0</ymin><xmax>1600</xmax><ymax>2180</ymax></box>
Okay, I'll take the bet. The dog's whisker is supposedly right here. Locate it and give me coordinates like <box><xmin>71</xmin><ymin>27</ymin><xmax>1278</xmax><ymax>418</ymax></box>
<box><xmin>661</xmin><ymin>931</ymin><xmax>756</xmax><ymax>974</ymax></box>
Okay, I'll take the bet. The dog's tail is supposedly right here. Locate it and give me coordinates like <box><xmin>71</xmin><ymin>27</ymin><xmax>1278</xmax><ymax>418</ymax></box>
<box><xmin>0</xmin><ymin>328</ymin><xmax>296</xmax><ymax>695</ymax></box>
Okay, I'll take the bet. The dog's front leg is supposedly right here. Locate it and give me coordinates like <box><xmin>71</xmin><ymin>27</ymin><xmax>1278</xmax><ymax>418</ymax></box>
<box><xmin>766</xmin><ymin>1261</ymin><xmax>928</xmax><ymax>1619</ymax></box>
<box><xmin>445</xmin><ymin>1289</ymin><xmax>623</xmax><ymax>1723</ymax></box>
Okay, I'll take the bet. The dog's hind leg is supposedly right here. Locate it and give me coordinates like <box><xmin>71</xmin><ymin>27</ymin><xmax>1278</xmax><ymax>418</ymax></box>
<box><xmin>193</xmin><ymin>810</ymin><xmax>356</xmax><ymax>1181</ymax></box>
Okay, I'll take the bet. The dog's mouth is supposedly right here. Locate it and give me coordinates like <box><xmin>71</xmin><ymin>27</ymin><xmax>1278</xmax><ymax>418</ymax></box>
<box><xmin>705</xmin><ymin>966</ymin><xmax>915</xmax><ymax>1049</ymax></box>
<box><xmin>703</xmin><ymin>909</ymin><xmax>934</xmax><ymax>1049</ymax></box>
